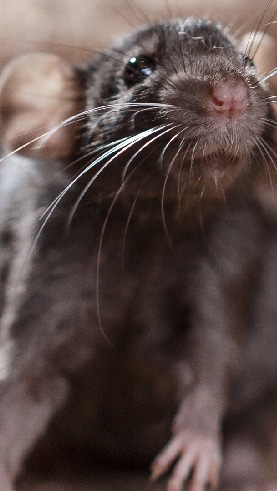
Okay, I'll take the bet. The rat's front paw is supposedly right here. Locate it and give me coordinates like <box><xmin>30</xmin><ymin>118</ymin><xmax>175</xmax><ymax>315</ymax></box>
<box><xmin>151</xmin><ymin>431</ymin><xmax>222</xmax><ymax>491</ymax></box>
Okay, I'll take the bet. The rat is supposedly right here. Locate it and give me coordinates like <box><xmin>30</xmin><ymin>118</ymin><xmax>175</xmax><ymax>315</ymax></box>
<box><xmin>0</xmin><ymin>16</ymin><xmax>275</xmax><ymax>491</ymax></box>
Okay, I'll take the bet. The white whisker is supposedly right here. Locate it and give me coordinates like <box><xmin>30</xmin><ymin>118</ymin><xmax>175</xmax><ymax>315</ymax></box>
<box><xmin>254</xmin><ymin>136</ymin><xmax>275</xmax><ymax>194</ymax></box>
<box><xmin>69</xmin><ymin>124</ymin><xmax>174</xmax><ymax>225</ymax></box>
<box><xmin>160</xmin><ymin>127</ymin><xmax>189</xmax><ymax>246</ymax></box>
<box><xmin>121</xmin><ymin>124</ymin><xmax>177</xmax><ymax>182</ymax></box>
<box><xmin>257</xmin><ymin>136</ymin><xmax>277</xmax><ymax>170</ymax></box>
<box><xmin>31</xmin><ymin>124</ymin><xmax>172</xmax><ymax>254</ymax></box>
<box><xmin>0</xmin><ymin>102</ymin><xmax>174</xmax><ymax>162</ymax></box>
<box><xmin>189</xmin><ymin>140</ymin><xmax>200</xmax><ymax>180</ymax></box>
<box><xmin>259</xmin><ymin>67</ymin><xmax>277</xmax><ymax>84</ymax></box>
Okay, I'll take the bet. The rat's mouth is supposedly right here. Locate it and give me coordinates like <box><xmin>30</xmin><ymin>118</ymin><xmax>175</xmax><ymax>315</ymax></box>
<box><xmin>201</xmin><ymin>152</ymin><xmax>238</xmax><ymax>170</ymax></box>
<box><xmin>186</xmin><ymin>152</ymin><xmax>241</xmax><ymax>179</ymax></box>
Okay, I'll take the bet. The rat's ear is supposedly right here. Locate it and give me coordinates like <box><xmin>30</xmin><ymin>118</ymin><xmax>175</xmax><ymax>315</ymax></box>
<box><xmin>0</xmin><ymin>53</ymin><xmax>84</xmax><ymax>160</ymax></box>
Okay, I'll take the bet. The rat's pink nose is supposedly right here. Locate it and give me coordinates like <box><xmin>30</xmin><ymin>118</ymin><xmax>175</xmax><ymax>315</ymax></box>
<box><xmin>210</xmin><ymin>81</ymin><xmax>248</xmax><ymax>115</ymax></box>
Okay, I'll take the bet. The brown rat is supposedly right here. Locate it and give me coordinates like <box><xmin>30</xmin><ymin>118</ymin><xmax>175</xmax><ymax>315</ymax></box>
<box><xmin>0</xmin><ymin>16</ymin><xmax>275</xmax><ymax>491</ymax></box>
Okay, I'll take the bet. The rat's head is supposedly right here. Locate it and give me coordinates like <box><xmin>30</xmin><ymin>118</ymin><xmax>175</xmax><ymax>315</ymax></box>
<box><xmin>0</xmin><ymin>18</ymin><xmax>275</xmax><ymax>215</ymax></box>
<box><xmin>82</xmin><ymin>18</ymin><xmax>273</xmax><ymax>204</ymax></box>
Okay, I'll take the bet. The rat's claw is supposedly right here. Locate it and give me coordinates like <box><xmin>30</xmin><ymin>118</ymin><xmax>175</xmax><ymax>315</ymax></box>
<box><xmin>166</xmin><ymin>445</ymin><xmax>200</xmax><ymax>491</ymax></box>
<box><xmin>151</xmin><ymin>437</ymin><xmax>184</xmax><ymax>481</ymax></box>
<box><xmin>190</xmin><ymin>453</ymin><xmax>220</xmax><ymax>491</ymax></box>
<box><xmin>151</xmin><ymin>432</ymin><xmax>222</xmax><ymax>491</ymax></box>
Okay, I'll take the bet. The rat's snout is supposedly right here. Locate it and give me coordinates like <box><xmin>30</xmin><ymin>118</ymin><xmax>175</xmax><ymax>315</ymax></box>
<box><xmin>210</xmin><ymin>80</ymin><xmax>249</xmax><ymax>116</ymax></box>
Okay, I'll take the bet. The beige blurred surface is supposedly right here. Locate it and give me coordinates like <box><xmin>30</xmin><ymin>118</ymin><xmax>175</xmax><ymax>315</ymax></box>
<box><xmin>0</xmin><ymin>0</ymin><xmax>276</xmax><ymax>66</ymax></box>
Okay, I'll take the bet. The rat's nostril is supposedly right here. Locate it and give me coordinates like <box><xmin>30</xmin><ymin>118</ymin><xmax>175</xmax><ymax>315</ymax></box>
<box><xmin>210</xmin><ymin>81</ymin><xmax>248</xmax><ymax>115</ymax></box>
<box><xmin>213</xmin><ymin>98</ymin><xmax>224</xmax><ymax>107</ymax></box>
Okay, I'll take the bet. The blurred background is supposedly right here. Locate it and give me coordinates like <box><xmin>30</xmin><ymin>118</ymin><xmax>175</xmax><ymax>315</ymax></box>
<box><xmin>0</xmin><ymin>0</ymin><xmax>276</xmax><ymax>67</ymax></box>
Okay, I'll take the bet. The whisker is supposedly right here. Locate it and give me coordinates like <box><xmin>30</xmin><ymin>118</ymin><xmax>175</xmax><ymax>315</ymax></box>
<box><xmin>96</xmin><ymin>160</ymin><xmax>158</xmax><ymax>343</ymax></box>
<box><xmin>262</xmin><ymin>117</ymin><xmax>277</xmax><ymax>130</ymax></box>
<box><xmin>123</xmin><ymin>0</ymin><xmax>152</xmax><ymax>25</ymax></box>
<box><xmin>254</xmin><ymin>137</ymin><xmax>275</xmax><ymax>194</ymax></box>
<box><xmin>164</xmin><ymin>0</ymin><xmax>175</xmax><ymax>19</ymax></box>
<box><xmin>265</xmin><ymin>95</ymin><xmax>277</xmax><ymax>101</ymax></box>
<box><xmin>259</xmin><ymin>67</ymin><xmax>277</xmax><ymax>84</ymax></box>
<box><xmin>177</xmin><ymin>136</ymin><xmax>189</xmax><ymax>205</ymax></box>
<box><xmin>258</xmin><ymin>136</ymin><xmax>277</xmax><ymax>170</ymax></box>
<box><xmin>189</xmin><ymin>140</ymin><xmax>200</xmax><ymax>181</ymax></box>
<box><xmin>199</xmin><ymin>184</ymin><xmax>206</xmax><ymax>204</ymax></box>
<box><xmin>32</xmin><ymin>124</ymin><xmax>172</xmax><ymax>254</ymax></box>
<box><xmin>179</xmin><ymin>141</ymin><xmax>194</xmax><ymax>195</ymax></box>
<box><xmin>251</xmin><ymin>8</ymin><xmax>277</xmax><ymax>61</ymax></box>
<box><xmin>121</xmin><ymin>184</ymin><xmax>146</xmax><ymax>271</ymax></box>
<box><xmin>160</xmin><ymin>127</ymin><xmax>189</xmax><ymax>247</ymax></box>
<box><xmin>244</xmin><ymin>0</ymin><xmax>275</xmax><ymax>59</ymax></box>
<box><xmin>157</xmin><ymin>126</ymin><xmax>184</xmax><ymax>169</ymax></box>
<box><xmin>101</xmin><ymin>0</ymin><xmax>139</xmax><ymax>30</ymax></box>
<box><xmin>68</xmin><ymin>125</ymin><xmax>174</xmax><ymax>226</ymax></box>
<box><xmin>121</xmin><ymin>124</ymin><xmax>177</xmax><ymax>182</ymax></box>
<box><xmin>95</xmin><ymin>164</ymin><xmax>144</xmax><ymax>346</ymax></box>
<box><xmin>0</xmin><ymin>102</ymin><xmax>175</xmax><ymax>163</ymax></box>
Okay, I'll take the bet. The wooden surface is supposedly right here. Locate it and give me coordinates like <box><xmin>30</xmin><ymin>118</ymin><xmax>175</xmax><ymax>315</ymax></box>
<box><xmin>18</xmin><ymin>472</ymin><xmax>166</xmax><ymax>491</ymax></box>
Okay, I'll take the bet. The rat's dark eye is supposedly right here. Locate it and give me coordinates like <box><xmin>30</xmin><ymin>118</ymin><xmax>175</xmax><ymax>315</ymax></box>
<box><xmin>241</xmin><ymin>55</ymin><xmax>255</xmax><ymax>68</ymax></box>
<box><xmin>123</xmin><ymin>55</ymin><xmax>156</xmax><ymax>86</ymax></box>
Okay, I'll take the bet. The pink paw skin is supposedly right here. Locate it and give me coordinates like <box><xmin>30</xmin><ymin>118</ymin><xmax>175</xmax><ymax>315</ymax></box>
<box><xmin>151</xmin><ymin>431</ymin><xmax>222</xmax><ymax>491</ymax></box>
